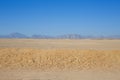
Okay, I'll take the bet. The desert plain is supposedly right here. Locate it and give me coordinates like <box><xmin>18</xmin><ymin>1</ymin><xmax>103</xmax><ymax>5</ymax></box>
<box><xmin>0</xmin><ymin>39</ymin><xmax>120</xmax><ymax>80</ymax></box>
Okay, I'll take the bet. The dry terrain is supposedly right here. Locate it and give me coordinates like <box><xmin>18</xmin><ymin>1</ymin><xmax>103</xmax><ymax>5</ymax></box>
<box><xmin>0</xmin><ymin>39</ymin><xmax>120</xmax><ymax>50</ymax></box>
<box><xmin>0</xmin><ymin>39</ymin><xmax>120</xmax><ymax>80</ymax></box>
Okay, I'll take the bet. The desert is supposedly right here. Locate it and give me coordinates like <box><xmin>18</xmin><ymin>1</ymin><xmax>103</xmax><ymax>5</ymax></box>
<box><xmin>0</xmin><ymin>39</ymin><xmax>120</xmax><ymax>80</ymax></box>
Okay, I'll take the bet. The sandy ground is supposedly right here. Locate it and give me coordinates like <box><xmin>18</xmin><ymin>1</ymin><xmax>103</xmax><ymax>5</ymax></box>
<box><xmin>0</xmin><ymin>39</ymin><xmax>120</xmax><ymax>80</ymax></box>
<box><xmin>0</xmin><ymin>39</ymin><xmax>120</xmax><ymax>50</ymax></box>
<box><xmin>0</xmin><ymin>70</ymin><xmax>120</xmax><ymax>80</ymax></box>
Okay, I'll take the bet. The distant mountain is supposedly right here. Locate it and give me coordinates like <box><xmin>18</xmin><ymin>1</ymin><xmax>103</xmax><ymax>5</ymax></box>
<box><xmin>9</xmin><ymin>32</ymin><xmax>29</xmax><ymax>38</ymax></box>
<box><xmin>32</xmin><ymin>35</ymin><xmax>53</xmax><ymax>39</ymax></box>
<box><xmin>0</xmin><ymin>32</ymin><xmax>29</xmax><ymax>38</ymax></box>
<box><xmin>0</xmin><ymin>32</ymin><xmax>120</xmax><ymax>39</ymax></box>
<box><xmin>57</xmin><ymin>34</ymin><xmax>82</xmax><ymax>39</ymax></box>
<box><xmin>107</xmin><ymin>35</ymin><xmax>120</xmax><ymax>39</ymax></box>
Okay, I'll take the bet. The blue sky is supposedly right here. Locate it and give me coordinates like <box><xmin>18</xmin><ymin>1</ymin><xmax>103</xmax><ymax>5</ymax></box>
<box><xmin>0</xmin><ymin>0</ymin><xmax>120</xmax><ymax>36</ymax></box>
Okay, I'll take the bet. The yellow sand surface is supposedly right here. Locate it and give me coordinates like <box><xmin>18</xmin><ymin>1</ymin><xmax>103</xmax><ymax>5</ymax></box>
<box><xmin>0</xmin><ymin>39</ymin><xmax>120</xmax><ymax>80</ymax></box>
<box><xmin>0</xmin><ymin>39</ymin><xmax>120</xmax><ymax>50</ymax></box>
<box><xmin>0</xmin><ymin>48</ymin><xmax>120</xmax><ymax>71</ymax></box>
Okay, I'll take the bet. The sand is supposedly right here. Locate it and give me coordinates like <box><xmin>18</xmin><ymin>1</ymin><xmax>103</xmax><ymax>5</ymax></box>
<box><xmin>0</xmin><ymin>39</ymin><xmax>120</xmax><ymax>80</ymax></box>
<box><xmin>0</xmin><ymin>70</ymin><xmax>120</xmax><ymax>80</ymax></box>
<box><xmin>0</xmin><ymin>39</ymin><xmax>120</xmax><ymax>50</ymax></box>
<box><xmin>0</xmin><ymin>48</ymin><xmax>120</xmax><ymax>71</ymax></box>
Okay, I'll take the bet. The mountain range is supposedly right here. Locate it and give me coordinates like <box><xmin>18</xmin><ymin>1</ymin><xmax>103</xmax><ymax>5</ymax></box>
<box><xmin>0</xmin><ymin>32</ymin><xmax>120</xmax><ymax>39</ymax></box>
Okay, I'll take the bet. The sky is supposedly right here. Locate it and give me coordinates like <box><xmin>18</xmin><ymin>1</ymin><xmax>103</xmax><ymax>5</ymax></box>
<box><xmin>0</xmin><ymin>0</ymin><xmax>120</xmax><ymax>36</ymax></box>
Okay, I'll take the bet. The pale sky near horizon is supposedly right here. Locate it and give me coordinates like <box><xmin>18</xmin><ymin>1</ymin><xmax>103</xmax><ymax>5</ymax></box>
<box><xmin>0</xmin><ymin>0</ymin><xmax>120</xmax><ymax>36</ymax></box>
